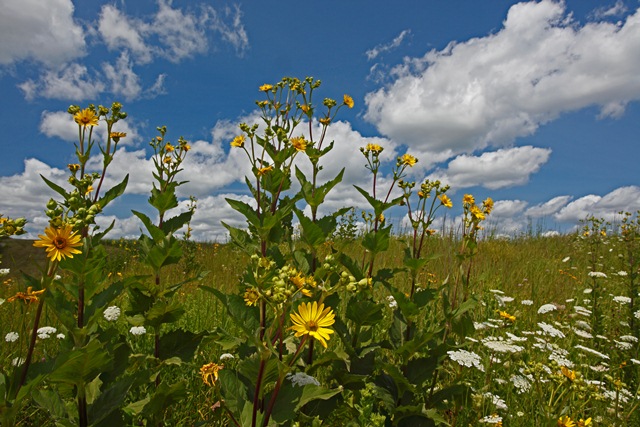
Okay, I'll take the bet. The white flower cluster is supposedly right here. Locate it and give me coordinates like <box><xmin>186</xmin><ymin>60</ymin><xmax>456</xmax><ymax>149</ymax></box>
<box><xmin>574</xmin><ymin>306</ymin><xmax>592</xmax><ymax>317</ymax></box>
<box><xmin>220</xmin><ymin>353</ymin><xmax>235</xmax><ymax>361</ymax></box>
<box><xmin>588</xmin><ymin>271</ymin><xmax>607</xmax><ymax>278</ymax></box>
<box><xmin>537</xmin><ymin>322</ymin><xmax>565</xmax><ymax>338</ymax></box>
<box><xmin>479</xmin><ymin>414</ymin><xmax>503</xmax><ymax>424</ymax></box>
<box><xmin>573</xmin><ymin>328</ymin><xmax>593</xmax><ymax>339</ymax></box>
<box><xmin>386</xmin><ymin>295</ymin><xmax>397</xmax><ymax>309</ymax></box>
<box><xmin>483</xmin><ymin>392</ymin><xmax>508</xmax><ymax>410</ymax></box>
<box><xmin>287</xmin><ymin>372</ymin><xmax>320</xmax><ymax>387</ymax></box>
<box><xmin>613</xmin><ymin>296</ymin><xmax>631</xmax><ymax>304</ymax></box>
<box><xmin>5</xmin><ymin>332</ymin><xmax>19</xmax><ymax>342</ymax></box>
<box><xmin>447</xmin><ymin>349</ymin><xmax>485</xmax><ymax>372</ymax></box>
<box><xmin>103</xmin><ymin>306</ymin><xmax>121</xmax><ymax>321</ymax></box>
<box><xmin>130</xmin><ymin>326</ymin><xmax>147</xmax><ymax>336</ymax></box>
<box><xmin>510</xmin><ymin>374</ymin><xmax>532</xmax><ymax>394</ymax></box>
<box><xmin>537</xmin><ymin>303</ymin><xmax>557</xmax><ymax>314</ymax></box>
<box><xmin>0</xmin><ymin>268</ymin><xmax>10</xmax><ymax>276</ymax></box>
<box><xmin>520</xmin><ymin>299</ymin><xmax>533</xmax><ymax>306</ymax></box>
<box><xmin>37</xmin><ymin>326</ymin><xmax>57</xmax><ymax>339</ymax></box>
<box><xmin>575</xmin><ymin>344</ymin><xmax>610</xmax><ymax>360</ymax></box>
<box><xmin>481</xmin><ymin>336</ymin><xmax>524</xmax><ymax>354</ymax></box>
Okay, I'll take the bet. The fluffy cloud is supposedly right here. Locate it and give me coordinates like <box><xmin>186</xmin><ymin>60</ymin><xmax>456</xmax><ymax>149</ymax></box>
<box><xmin>554</xmin><ymin>186</ymin><xmax>640</xmax><ymax>223</ymax></box>
<box><xmin>39</xmin><ymin>110</ymin><xmax>140</xmax><ymax>146</ymax></box>
<box><xmin>366</xmin><ymin>30</ymin><xmax>412</xmax><ymax>60</ymax></box>
<box><xmin>19</xmin><ymin>64</ymin><xmax>105</xmax><ymax>101</ymax></box>
<box><xmin>364</xmin><ymin>1</ymin><xmax>640</xmax><ymax>167</ymax></box>
<box><xmin>0</xmin><ymin>0</ymin><xmax>85</xmax><ymax>67</ymax></box>
<box><xmin>98</xmin><ymin>5</ymin><xmax>152</xmax><ymax>64</ymax></box>
<box><xmin>429</xmin><ymin>146</ymin><xmax>551</xmax><ymax>190</ymax></box>
<box><xmin>526</xmin><ymin>195</ymin><xmax>573</xmax><ymax>218</ymax></box>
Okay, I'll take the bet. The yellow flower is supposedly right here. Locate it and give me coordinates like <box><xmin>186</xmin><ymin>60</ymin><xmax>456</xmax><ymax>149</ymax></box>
<box><xmin>200</xmin><ymin>362</ymin><xmax>223</xmax><ymax>386</ymax></box>
<box><xmin>319</xmin><ymin>117</ymin><xmax>331</xmax><ymax>125</ymax></box>
<box><xmin>258</xmin><ymin>165</ymin><xmax>273</xmax><ymax>176</ymax></box>
<box><xmin>400</xmin><ymin>154</ymin><xmax>417</xmax><ymax>166</ymax></box>
<box><xmin>165</xmin><ymin>143</ymin><xmax>174</xmax><ymax>152</ymax></box>
<box><xmin>244</xmin><ymin>288</ymin><xmax>260</xmax><ymax>306</ymax></box>
<box><xmin>366</xmin><ymin>143</ymin><xmax>383</xmax><ymax>153</ymax></box>
<box><xmin>557</xmin><ymin>415</ymin><xmax>575</xmax><ymax>427</ymax></box>
<box><xmin>290</xmin><ymin>273</ymin><xmax>305</xmax><ymax>289</ymax></box>
<box><xmin>470</xmin><ymin>205</ymin><xmax>485</xmax><ymax>221</ymax></box>
<box><xmin>561</xmin><ymin>366</ymin><xmax>576</xmax><ymax>382</ymax></box>
<box><xmin>418</xmin><ymin>191</ymin><xmax>425</xmax><ymax>199</ymax></box>
<box><xmin>343</xmin><ymin>94</ymin><xmax>354</xmax><ymax>108</ymax></box>
<box><xmin>85</xmin><ymin>185</ymin><xmax>94</xmax><ymax>195</ymax></box>
<box><xmin>259</xmin><ymin>84</ymin><xmax>273</xmax><ymax>92</ymax></box>
<box><xmin>463</xmin><ymin>194</ymin><xmax>475</xmax><ymax>206</ymax></box>
<box><xmin>577</xmin><ymin>418</ymin><xmax>592</xmax><ymax>427</ymax></box>
<box><xmin>7</xmin><ymin>286</ymin><xmax>46</xmax><ymax>304</ymax></box>
<box><xmin>110</xmin><ymin>132</ymin><xmax>127</xmax><ymax>142</ymax></box>
<box><xmin>68</xmin><ymin>163</ymin><xmax>80</xmax><ymax>173</ymax></box>
<box><xmin>163</xmin><ymin>156</ymin><xmax>172</xmax><ymax>164</ymax></box>
<box><xmin>74</xmin><ymin>108</ymin><xmax>99</xmax><ymax>127</ymax></box>
<box><xmin>183</xmin><ymin>144</ymin><xmax>191</xmax><ymax>151</ymax></box>
<box><xmin>300</xmin><ymin>105</ymin><xmax>310</xmax><ymax>114</ymax></box>
<box><xmin>498</xmin><ymin>310</ymin><xmax>516</xmax><ymax>322</ymax></box>
<box><xmin>290</xmin><ymin>301</ymin><xmax>336</xmax><ymax>348</ymax></box>
<box><xmin>483</xmin><ymin>197</ymin><xmax>494</xmax><ymax>214</ymax></box>
<box><xmin>600</xmin><ymin>230</ymin><xmax>606</xmax><ymax>237</ymax></box>
<box><xmin>33</xmin><ymin>224</ymin><xmax>83</xmax><ymax>262</ymax></box>
<box><xmin>290</xmin><ymin>136</ymin><xmax>307</xmax><ymax>152</ymax></box>
<box><xmin>231</xmin><ymin>135</ymin><xmax>245</xmax><ymax>148</ymax></box>
<box><xmin>438</xmin><ymin>194</ymin><xmax>453</xmax><ymax>208</ymax></box>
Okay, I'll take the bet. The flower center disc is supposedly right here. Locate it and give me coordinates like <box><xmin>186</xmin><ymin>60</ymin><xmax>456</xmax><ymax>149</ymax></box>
<box><xmin>307</xmin><ymin>321</ymin><xmax>318</xmax><ymax>332</ymax></box>
<box><xmin>53</xmin><ymin>237</ymin><xmax>67</xmax><ymax>249</ymax></box>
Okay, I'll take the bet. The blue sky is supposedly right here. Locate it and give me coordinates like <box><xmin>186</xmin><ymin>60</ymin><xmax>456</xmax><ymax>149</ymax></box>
<box><xmin>1</xmin><ymin>0</ymin><xmax>639</xmax><ymax>241</ymax></box>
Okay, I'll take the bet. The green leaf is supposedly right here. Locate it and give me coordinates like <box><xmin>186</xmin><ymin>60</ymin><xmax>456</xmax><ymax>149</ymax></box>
<box><xmin>140</xmin><ymin>380</ymin><xmax>188</xmax><ymax>419</ymax></box>
<box><xmin>221</xmin><ymin>221</ymin><xmax>255</xmax><ymax>253</ymax></box>
<box><xmin>219</xmin><ymin>369</ymin><xmax>248</xmax><ymax>417</ymax></box>
<box><xmin>149</xmin><ymin>183</ymin><xmax>179</xmax><ymax>214</ymax></box>
<box><xmin>296</xmin><ymin>384</ymin><xmax>342</xmax><ymax>410</ymax></box>
<box><xmin>346</xmin><ymin>299</ymin><xmax>383</xmax><ymax>326</ymax></box>
<box><xmin>294</xmin><ymin>208</ymin><xmax>325</xmax><ymax>248</ymax></box>
<box><xmin>96</xmin><ymin>174</ymin><xmax>128</xmax><ymax>209</ymax></box>
<box><xmin>48</xmin><ymin>339</ymin><xmax>112</xmax><ymax>386</ymax></box>
<box><xmin>226</xmin><ymin>198</ymin><xmax>260</xmax><ymax>228</ymax></box>
<box><xmin>132</xmin><ymin>210</ymin><xmax>165</xmax><ymax>242</ymax></box>
<box><xmin>200</xmin><ymin>286</ymin><xmax>261</xmax><ymax>347</ymax></box>
<box><xmin>32</xmin><ymin>389</ymin><xmax>69</xmax><ymax>420</ymax></box>
<box><xmin>361</xmin><ymin>225</ymin><xmax>392</xmax><ymax>254</ymax></box>
<box><xmin>158</xmin><ymin>329</ymin><xmax>206</xmax><ymax>361</ymax></box>
<box><xmin>40</xmin><ymin>174</ymin><xmax>70</xmax><ymax>199</ymax></box>
<box><xmin>146</xmin><ymin>299</ymin><xmax>186</xmax><ymax>327</ymax></box>
<box><xmin>161</xmin><ymin>210</ymin><xmax>193</xmax><ymax>235</ymax></box>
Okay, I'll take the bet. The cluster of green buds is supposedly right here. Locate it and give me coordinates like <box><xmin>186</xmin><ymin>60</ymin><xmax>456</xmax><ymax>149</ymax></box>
<box><xmin>341</xmin><ymin>271</ymin><xmax>371</xmax><ymax>292</ymax></box>
<box><xmin>150</xmin><ymin>127</ymin><xmax>191</xmax><ymax>175</ymax></box>
<box><xmin>0</xmin><ymin>214</ymin><xmax>27</xmax><ymax>237</ymax></box>
<box><xmin>265</xmin><ymin>265</ymin><xmax>318</xmax><ymax>303</ymax></box>
<box><xmin>360</xmin><ymin>143</ymin><xmax>384</xmax><ymax>174</ymax></box>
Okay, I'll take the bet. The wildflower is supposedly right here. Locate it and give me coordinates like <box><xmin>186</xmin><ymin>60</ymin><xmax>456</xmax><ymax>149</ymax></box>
<box><xmin>557</xmin><ymin>415</ymin><xmax>575</xmax><ymax>427</ymax></box>
<box><xmin>574</xmin><ymin>344</ymin><xmax>610</xmax><ymax>360</ymax></box>
<box><xmin>74</xmin><ymin>108</ymin><xmax>99</xmax><ymax>127</ymax></box>
<box><xmin>200</xmin><ymin>362</ymin><xmax>223</xmax><ymax>386</ymax></box>
<box><xmin>257</xmin><ymin>165</ymin><xmax>273</xmax><ymax>176</ymax></box>
<box><xmin>7</xmin><ymin>286</ymin><xmax>46</xmax><ymax>304</ymax></box>
<box><xmin>463</xmin><ymin>194</ymin><xmax>475</xmax><ymax>205</ymax></box>
<box><xmin>231</xmin><ymin>135</ymin><xmax>245</xmax><ymax>148</ymax></box>
<box><xmin>510</xmin><ymin>374</ymin><xmax>531</xmax><ymax>393</ymax></box>
<box><xmin>85</xmin><ymin>185</ymin><xmax>93</xmax><ymax>195</ymax></box>
<box><xmin>386</xmin><ymin>295</ymin><xmax>397</xmax><ymax>309</ymax></box>
<box><xmin>289</xmin><ymin>301</ymin><xmax>335</xmax><ymax>348</ymax></box>
<box><xmin>538</xmin><ymin>322</ymin><xmax>565</xmax><ymax>338</ymax></box>
<box><xmin>343</xmin><ymin>94</ymin><xmax>354</xmax><ymax>108</ymax></box>
<box><xmin>562</xmin><ymin>256</ymin><xmax>570</xmax><ymax>262</ymax></box>
<box><xmin>561</xmin><ymin>366</ymin><xmax>577</xmax><ymax>381</ymax></box>
<box><xmin>259</xmin><ymin>84</ymin><xmax>273</xmax><ymax>92</ymax></box>
<box><xmin>129</xmin><ymin>326</ymin><xmax>147</xmax><ymax>336</ymax></box>
<box><xmin>12</xmin><ymin>357</ymin><xmax>25</xmax><ymax>367</ymax></box>
<box><xmin>470</xmin><ymin>205</ymin><xmax>485</xmax><ymax>221</ymax></box>
<box><xmin>319</xmin><ymin>117</ymin><xmax>331</xmax><ymax>125</ymax></box>
<box><xmin>617</xmin><ymin>270</ymin><xmax>628</xmax><ymax>276</ymax></box>
<box><xmin>300</xmin><ymin>104</ymin><xmax>310</xmax><ymax>114</ymax></box>
<box><xmin>577</xmin><ymin>418</ymin><xmax>591</xmax><ymax>427</ymax></box>
<box><xmin>483</xmin><ymin>197</ymin><xmax>494</xmax><ymax>214</ymax></box>
<box><xmin>56</xmin><ymin>333</ymin><xmax>65</xmax><ymax>339</ymax></box>
<box><xmin>68</xmin><ymin>163</ymin><xmax>80</xmax><ymax>173</ymax></box>
<box><xmin>482</xmin><ymin>337</ymin><xmax>524</xmax><ymax>353</ymax></box>
<box><xmin>290</xmin><ymin>136</ymin><xmax>307</xmax><ymax>152</ymax></box>
<box><xmin>5</xmin><ymin>332</ymin><xmax>19</xmax><ymax>343</ymax></box>
<box><xmin>521</xmin><ymin>299</ymin><xmax>533</xmax><ymax>305</ymax></box>
<box><xmin>588</xmin><ymin>271</ymin><xmax>607</xmax><ymax>278</ymax></box>
<box><xmin>287</xmin><ymin>372</ymin><xmax>320</xmax><ymax>387</ymax></box>
<box><xmin>447</xmin><ymin>349</ymin><xmax>485</xmax><ymax>372</ymax></box>
<box><xmin>165</xmin><ymin>143</ymin><xmax>174</xmax><ymax>152</ymax></box>
<box><xmin>37</xmin><ymin>326</ymin><xmax>57</xmax><ymax>339</ymax></box>
<box><xmin>219</xmin><ymin>353</ymin><xmax>234</xmax><ymax>361</ymax></box>
<box><xmin>538</xmin><ymin>303</ymin><xmax>557</xmax><ymax>314</ymax></box>
<box><xmin>400</xmin><ymin>153</ymin><xmax>417</xmax><ymax>166</ymax></box>
<box><xmin>613</xmin><ymin>295</ymin><xmax>631</xmax><ymax>304</ymax></box>
<box><xmin>483</xmin><ymin>392</ymin><xmax>507</xmax><ymax>410</ymax></box>
<box><xmin>498</xmin><ymin>310</ymin><xmax>516</xmax><ymax>322</ymax></box>
<box><xmin>33</xmin><ymin>224</ymin><xmax>83</xmax><ymax>262</ymax></box>
<box><xmin>110</xmin><ymin>132</ymin><xmax>127</xmax><ymax>142</ymax></box>
<box><xmin>103</xmin><ymin>306</ymin><xmax>121</xmax><ymax>321</ymax></box>
<box><xmin>0</xmin><ymin>268</ymin><xmax>9</xmax><ymax>276</ymax></box>
<box><xmin>479</xmin><ymin>414</ymin><xmax>503</xmax><ymax>425</ymax></box>
<box><xmin>163</xmin><ymin>156</ymin><xmax>172</xmax><ymax>164</ymax></box>
<box><xmin>438</xmin><ymin>194</ymin><xmax>453</xmax><ymax>208</ymax></box>
<box><xmin>365</xmin><ymin>143</ymin><xmax>383</xmax><ymax>153</ymax></box>
<box><xmin>244</xmin><ymin>288</ymin><xmax>260</xmax><ymax>306</ymax></box>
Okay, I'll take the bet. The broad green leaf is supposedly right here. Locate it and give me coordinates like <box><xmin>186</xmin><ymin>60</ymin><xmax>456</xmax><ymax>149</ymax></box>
<box><xmin>361</xmin><ymin>225</ymin><xmax>392</xmax><ymax>254</ymax></box>
<box><xmin>96</xmin><ymin>174</ymin><xmax>128</xmax><ymax>209</ymax></box>
<box><xmin>158</xmin><ymin>329</ymin><xmax>206</xmax><ymax>361</ymax></box>
<box><xmin>149</xmin><ymin>183</ymin><xmax>179</xmax><ymax>214</ymax></box>
<box><xmin>48</xmin><ymin>340</ymin><xmax>111</xmax><ymax>386</ymax></box>
<box><xmin>132</xmin><ymin>210</ymin><xmax>165</xmax><ymax>243</ymax></box>
<box><xmin>161</xmin><ymin>210</ymin><xmax>193</xmax><ymax>235</ymax></box>
<box><xmin>346</xmin><ymin>299</ymin><xmax>384</xmax><ymax>326</ymax></box>
<box><xmin>40</xmin><ymin>174</ymin><xmax>70</xmax><ymax>199</ymax></box>
<box><xmin>219</xmin><ymin>369</ymin><xmax>248</xmax><ymax>417</ymax></box>
<box><xmin>296</xmin><ymin>384</ymin><xmax>342</xmax><ymax>410</ymax></box>
<box><xmin>145</xmin><ymin>299</ymin><xmax>186</xmax><ymax>327</ymax></box>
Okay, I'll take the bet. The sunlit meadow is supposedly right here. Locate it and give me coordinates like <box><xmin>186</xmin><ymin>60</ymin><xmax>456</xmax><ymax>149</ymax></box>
<box><xmin>1</xmin><ymin>77</ymin><xmax>640</xmax><ymax>427</ymax></box>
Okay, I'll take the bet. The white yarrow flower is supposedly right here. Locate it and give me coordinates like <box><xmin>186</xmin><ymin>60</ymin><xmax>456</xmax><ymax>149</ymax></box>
<box><xmin>537</xmin><ymin>322</ymin><xmax>565</xmax><ymax>338</ymax></box>
<box><xmin>5</xmin><ymin>332</ymin><xmax>19</xmax><ymax>342</ymax></box>
<box><xmin>37</xmin><ymin>326</ymin><xmax>57</xmax><ymax>339</ymax></box>
<box><xmin>103</xmin><ymin>306</ymin><xmax>121</xmax><ymax>321</ymax></box>
<box><xmin>0</xmin><ymin>268</ymin><xmax>10</xmax><ymax>276</ymax></box>
<box><xmin>130</xmin><ymin>326</ymin><xmax>147</xmax><ymax>336</ymax></box>
<box><xmin>562</xmin><ymin>257</ymin><xmax>570</xmax><ymax>263</ymax></box>
<box><xmin>537</xmin><ymin>303</ymin><xmax>557</xmax><ymax>314</ymax></box>
<box><xmin>220</xmin><ymin>353</ymin><xmax>235</xmax><ymax>361</ymax></box>
<box><xmin>520</xmin><ymin>299</ymin><xmax>533</xmax><ymax>306</ymax></box>
<box><xmin>386</xmin><ymin>295</ymin><xmax>397</xmax><ymax>309</ymax></box>
<box><xmin>613</xmin><ymin>296</ymin><xmax>632</xmax><ymax>304</ymax></box>
<box><xmin>287</xmin><ymin>372</ymin><xmax>320</xmax><ymax>387</ymax></box>
<box><xmin>447</xmin><ymin>349</ymin><xmax>485</xmax><ymax>372</ymax></box>
<box><xmin>56</xmin><ymin>333</ymin><xmax>66</xmax><ymax>339</ymax></box>
<box><xmin>588</xmin><ymin>271</ymin><xmax>607</xmax><ymax>278</ymax></box>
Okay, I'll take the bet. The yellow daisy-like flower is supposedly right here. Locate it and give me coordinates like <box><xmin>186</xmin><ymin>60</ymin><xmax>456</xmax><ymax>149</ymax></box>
<box><xmin>290</xmin><ymin>136</ymin><xmax>307</xmax><ymax>152</ymax></box>
<box><xmin>577</xmin><ymin>418</ymin><xmax>592</xmax><ymax>427</ymax></box>
<box><xmin>470</xmin><ymin>205</ymin><xmax>485</xmax><ymax>221</ymax></box>
<box><xmin>289</xmin><ymin>301</ymin><xmax>336</xmax><ymax>348</ymax></box>
<box><xmin>418</xmin><ymin>191</ymin><xmax>425</xmax><ymax>199</ymax></box>
<box><xmin>244</xmin><ymin>288</ymin><xmax>260</xmax><ymax>306</ymax></box>
<box><xmin>74</xmin><ymin>108</ymin><xmax>99</xmax><ymax>127</ymax></box>
<box><xmin>498</xmin><ymin>310</ymin><xmax>516</xmax><ymax>322</ymax></box>
<box><xmin>290</xmin><ymin>273</ymin><xmax>305</xmax><ymax>289</ymax></box>
<box><xmin>68</xmin><ymin>163</ymin><xmax>80</xmax><ymax>173</ymax></box>
<box><xmin>561</xmin><ymin>366</ymin><xmax>576</xmax><ymax>382</ymax></box>
<box><xmin>200</xmin><ymin>362</ymin><xmax>223</xmax><ymax>386</ymax></box>
<box><xmin>300</xmin><ymin>104</ymin><xmax>310</xmax><ymax>114</ymax></box>
<box><xmin>258</xmin><ymin>165</ymin><xmax>273</xmax><ymax>176</ymax></box>
<box><xmin>33</xmin><ymin>224</ymin><xmax>83</xmax><ymax>262</ymax></box>
<box><xmin>7</xmin><ymin>286</ymin><xmax>46</xmax><ymax>304</ymax></box>
<box><xmin>110</xmin><ymin>132</ymin><xmax>127</xmax><ymax>142</ymax></box>
<box><xmin>165</xmin><ymin>143</ymin><xmax>175</xmax><ymax>152</ymax></box>
<box><xmin>343</xmin><ymin>94</ymin><xmax>354</xmax><ymax>108</ymax></box>
<box><xmin>463</xmin><ymin>194</ymin><xmax>475</xmax><ymax>206</ymax></box>
<box><xmin>85</xmin><ymin>185</ymin><xmax>94</xmax><ymax>195</ymax></box>
<box><xmin>400</xmin><ymin>154</ymin><xmax>417</xmax><ymax>167</ymax></box>
<box><xmin>319</xmin><ymin>117</ymin><xmax>331</xmax><ymax>125</ymax></box>
<box><xmin>163</xmin><ymin>156</ymin><xmax>172</xmax><ymax>164</ymax></box>
<box><xmin>557</xmin><ymin>415</ymin><xmax>575</xmax><ymax>427</ymax></box>
<box><xmin>259</xmin><ymin>84</ymin><xmax>273</xmax><ymax>92</ymax></box>
<box><xmin>483</xmin><ymin>197</ymin><xmax>494</xmax><ymax>214</ymax></box>
<box><xmin>182</xmin><ymin>144</ymin><xmax>191</xmax><ymax>151</ymax></box>
<box><xmin>366</xmin><ymin>143</ymin><xmax>383</xmax><ymax>153</ymax></box>
<box><xmin>438</xmin><ymin>194</ymin><xmax>453</xmax><ymax>208</ymax></box>
<box><xmin>231</xmin><ymin>135</ymin><xmax>245</xmax><ymax>148</ymax></box>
